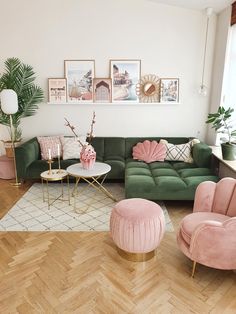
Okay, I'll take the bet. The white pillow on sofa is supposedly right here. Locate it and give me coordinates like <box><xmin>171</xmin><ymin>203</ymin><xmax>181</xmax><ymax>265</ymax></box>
<box><xmin>60</xmin><ymin>136</ymin><xmax>86</xmax><ymax>160</ymax></box>
<box><xmin>160</xmin><ymin>139</ymin><xmax>200</xmax><ymax>163</ymax></box>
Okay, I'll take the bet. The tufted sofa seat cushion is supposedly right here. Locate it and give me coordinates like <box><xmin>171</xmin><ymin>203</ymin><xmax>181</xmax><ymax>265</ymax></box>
<box><xmin>125</xmin><ymin>160</ymin><xmax>218</xmax><ymax>200</ymax></box>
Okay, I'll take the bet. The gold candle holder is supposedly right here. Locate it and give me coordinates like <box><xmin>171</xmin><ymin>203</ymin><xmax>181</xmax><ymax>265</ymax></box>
<box><xmin>47</xmin><ymin>159</ymin><xmax>54</xmax><ymax>175</ymax></box>
<box><xmin>57</xmin><ymin>155</ymin><xmax>62</xmax><ymax>173</ymax></box>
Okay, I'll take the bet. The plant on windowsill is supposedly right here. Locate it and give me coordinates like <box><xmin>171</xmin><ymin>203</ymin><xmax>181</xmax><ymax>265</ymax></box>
<box><xmin>0</xmin><ymin>57</ymin><xmax>44</xmax><ymax>156</ymax></box>
<box><xmin>206</xmin><ymin>106</ymin><xmax>236</xmax><ymax>160</ymax></box>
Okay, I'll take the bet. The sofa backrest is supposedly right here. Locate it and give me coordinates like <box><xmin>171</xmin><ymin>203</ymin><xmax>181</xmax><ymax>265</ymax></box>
<box><xmin>16</xmin><ymin>136</ymin><xmax>213</xmax><ymax>181</ymax></box>
<box><xmin>192</xmin><ymin>143</ymin><xmax>212</xmax><ymax>167</ymax></box>
<box><xmin>20</xmin><ymin>137</ymin><xmax>41</xmax><ymax>160</ymax></box>
<box><xmin>92</xmin><ymin>137</ymin><xmax>191</xmax><ymax>160</ymax></box>
<box><xmin>15</xmin><ymin>137</ymin><xmax>41</xmax><ymax>178</ymax></box>
<box><xmin>91</xmin><ymin>137</ymin><xmax>126</xmax><ymax>160</ymax></box>
<box><xmin>21</xmin><ymin>136</ymin><xmax>193</xmax><ymax>161</ymax></box>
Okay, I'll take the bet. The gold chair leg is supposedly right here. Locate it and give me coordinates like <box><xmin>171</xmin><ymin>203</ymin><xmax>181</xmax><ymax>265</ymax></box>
<box><xmin>191</xmin><ymin>261</ymin><xmax>197</xmax><ymax>278</ymax></box>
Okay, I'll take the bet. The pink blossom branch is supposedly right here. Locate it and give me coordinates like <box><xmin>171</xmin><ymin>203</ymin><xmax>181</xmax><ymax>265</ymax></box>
<box><xmin>87</xmin><ymin>111</ymin><xmax>96</xmax><ymax>144</ymax></box>
<box><xmin>64</xmin><ymin>118</ymin><xmax>84</xmax><ymax>147</ymax></box>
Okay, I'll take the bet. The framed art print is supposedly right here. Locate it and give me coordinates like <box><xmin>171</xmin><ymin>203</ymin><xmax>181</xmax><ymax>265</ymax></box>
<box><xmin>48</xmin><ymin>78</ymin><xmax>67</xmax><ymax>103</ymax></box>
<box><xmin>64</xmin><ymin>60</ymin><xmax>95</xmax><ymax>103</ymax></box>
<box><xmin>93</xmin><ymin>78</ymin><xmax>112</xmax><ymax>103</ymax></box>
<box><xmin>110</xmin><ymin>59</ymin><xmax>141</xmax><ymax>103</ymax></box>
<box><xmin>160</xmin><ymin>78</ymin><xmax>179</xmax><ymax>103</ymax></box>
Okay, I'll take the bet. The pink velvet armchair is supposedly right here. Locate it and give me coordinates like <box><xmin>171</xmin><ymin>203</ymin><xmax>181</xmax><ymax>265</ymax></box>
<box><xmin>177</xmin><ymin>177</ymin><xmax>236</xmax><ymax>277</ymax></box>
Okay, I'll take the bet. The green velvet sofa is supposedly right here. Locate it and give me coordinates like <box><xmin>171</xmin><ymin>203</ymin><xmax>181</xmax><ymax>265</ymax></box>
<box><xmin>15</xmin><ymin>136</ymin><xmax>218</xmax><ymax>201</ymax></box>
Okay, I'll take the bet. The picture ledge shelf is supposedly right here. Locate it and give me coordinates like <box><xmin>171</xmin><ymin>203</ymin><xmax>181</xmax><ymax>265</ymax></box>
<box><xmin>47</xmin><ymin>102</ymin><xmax>180</xmax><ymax>106</ymax></box>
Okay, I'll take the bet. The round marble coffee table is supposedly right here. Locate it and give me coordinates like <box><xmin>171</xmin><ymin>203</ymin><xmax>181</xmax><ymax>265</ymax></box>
<box><xmin>67</xmin><ymin>162</ymin><xmax>117</xmax><ymax>213</ymax></box>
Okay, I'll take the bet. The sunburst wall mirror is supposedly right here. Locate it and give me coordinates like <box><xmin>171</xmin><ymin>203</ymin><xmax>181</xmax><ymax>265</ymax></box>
<box><xmin>136</xmin><ymin>74</ymin><xmax>160</xmax><ymax>103</ymax></box>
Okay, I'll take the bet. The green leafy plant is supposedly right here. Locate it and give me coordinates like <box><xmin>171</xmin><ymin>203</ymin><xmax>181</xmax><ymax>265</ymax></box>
<box><xmin>206</xmin><ymin>106</ymin><xmax>236</xmax><ymax>144</ymax></box>
<box><xmin>0</xmin><ymin>57</ymin><xmax>44</xmax><ymax>141</ymax></box>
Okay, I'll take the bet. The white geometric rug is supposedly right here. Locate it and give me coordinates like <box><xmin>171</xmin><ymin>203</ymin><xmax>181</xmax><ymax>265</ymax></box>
<box><xmin>0</xmin><ymin>183</ymin><xmax>174</xmax><ymax>232</ymax></box>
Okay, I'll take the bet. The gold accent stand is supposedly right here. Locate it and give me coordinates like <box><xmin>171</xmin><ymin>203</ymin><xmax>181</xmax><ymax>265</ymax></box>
<box><xmin>73</xmin><ymin>174</ymin><xmax>117</xmax><ymax>213</ymax></box>
<box><xmin>9</xmin><ymin>115</ymin><xmax>21</xmax><ymax>187</ymax></box>
<box><xmin>57</xmin><ymin>155</ymin><xmax>62</xmax><ymax>173</ymax></box>
<box><xmin>117</xmin><ymin>247</ymin><xmax>155</xmax><ymax>262</ymax></box>
<box><xmin>41</xmin><ymin>170</ymin><xmax>70</xmax><ymax>210</ymax></box>
<box><xmin>191</xmin><ymin>261</ymin><xmax>197</xmax><ymax>278</ymax></box>
<box><xmin>47</xmin><ymin>159</ymin><xmax>54</xmax><ymax>175</ymax></box>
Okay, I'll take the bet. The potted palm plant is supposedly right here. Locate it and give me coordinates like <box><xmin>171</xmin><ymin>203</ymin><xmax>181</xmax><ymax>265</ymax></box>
<box><xmin>0</xmin><ymin>57</ymin><xmax>44</xmax><ymax>156</ymax></box>
<box><xmin>206</xmin><ymin>106</ymin><xmax>236</xmax><ymax>160</ymax></box>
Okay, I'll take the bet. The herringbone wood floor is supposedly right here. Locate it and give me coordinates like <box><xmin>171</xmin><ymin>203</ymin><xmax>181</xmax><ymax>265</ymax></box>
<box><xmin>0</xmin><ymin>179</ymin><xmax>236</xmax><ymax>313</ymax></box>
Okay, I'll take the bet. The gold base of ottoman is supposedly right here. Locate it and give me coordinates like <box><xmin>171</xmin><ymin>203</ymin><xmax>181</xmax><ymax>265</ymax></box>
<box><xmin>117</xmin><ymin>247</ymin><xmax>155</xmax><ymax>262</ymax></box>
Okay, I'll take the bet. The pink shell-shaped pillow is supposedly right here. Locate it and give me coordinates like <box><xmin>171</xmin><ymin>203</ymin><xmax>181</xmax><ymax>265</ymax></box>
<box><xmin>132</xmin><ymin>140</ymin><xmax>167</xmax><ymax>163</ymax></box>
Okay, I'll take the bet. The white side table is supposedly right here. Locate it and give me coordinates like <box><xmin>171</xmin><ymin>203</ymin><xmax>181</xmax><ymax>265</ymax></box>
<box><xmin>40</xmin><ymin>169</ymin><xmax>70</xmax><ymax>209</ymax></box>
<box><xmin>210</xmin><ymin>146</ymin><xmax>236</xmax><ymax>179</ymax></box>
<box><xmin>67</xmin><ymin>162</ymin><xmax>117</xmax><ymax>213</ymax></box>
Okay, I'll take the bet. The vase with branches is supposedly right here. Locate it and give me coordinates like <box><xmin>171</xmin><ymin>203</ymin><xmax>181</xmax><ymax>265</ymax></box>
<box><xmin>0</xmin><ymin>57</ymin><xmax>44</xmax><ymax>142</ymax></box>
<box><xmin>65</xmin><ymin>111</ymin><xmax>96</xmax><ymax>169</ymax></box>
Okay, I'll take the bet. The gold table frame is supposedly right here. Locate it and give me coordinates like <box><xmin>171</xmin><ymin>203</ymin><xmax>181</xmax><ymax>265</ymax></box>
<box><xmin>67</xmin><ymin>162</ymin><xmax>117</xmax><ymax>213</ymax></box>
<box><xmin>41</xmin><ymin>169</ymin><xmax>70</xmax><ymax>209</ymax></box>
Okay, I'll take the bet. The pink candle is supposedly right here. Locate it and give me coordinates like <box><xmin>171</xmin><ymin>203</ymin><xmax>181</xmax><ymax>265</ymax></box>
<box><xmin>57</xmin><ymin>144</ymin><xmax>60</xmax><ymax>157</ymax></box>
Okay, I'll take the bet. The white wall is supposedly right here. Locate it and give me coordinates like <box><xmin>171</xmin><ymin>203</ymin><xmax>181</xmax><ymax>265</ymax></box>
<box><xmin>206</xmin><ymin>7</ymin><xmax>231</xmax><ymax>145</ymax></box>
<box><xmin>221</xmin><ymin>24</ymin><xmax>236</xmax><ymax>128</ymax></box>
<box><xmin>0</xmin><ymin>0</ymin><xmax>217</xmax><ymax>143</ymax></box>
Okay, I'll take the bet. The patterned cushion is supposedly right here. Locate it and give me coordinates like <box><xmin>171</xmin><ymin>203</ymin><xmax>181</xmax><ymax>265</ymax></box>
<box><xmin>160</xmin><ymin>139</ymin><xmax>199</xmax><ymax>163</ymax></box>
<box><xmin>37</xmin><ymin>136</ymin><xmax>62</xmax><ymax>160</ymax></box>
<box><xmin>61</xmin><ymin>136</ymin><xmax>86</xmax><ymax>160</ymax></box>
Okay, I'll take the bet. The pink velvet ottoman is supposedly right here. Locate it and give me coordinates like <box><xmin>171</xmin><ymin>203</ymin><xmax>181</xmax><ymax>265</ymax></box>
<box><xmin>0</xmin><ymin>155</ymin><xmax>15</xmax><ymax>179</ymax></box>
<box><xmin>110</xmin><ymin>198</ymin><xmax>165</xmax><ymax>261</ymax></box>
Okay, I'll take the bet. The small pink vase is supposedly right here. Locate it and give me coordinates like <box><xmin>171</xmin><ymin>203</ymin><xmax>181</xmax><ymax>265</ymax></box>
<box><xmin>80</xmin><ymin>144</ymin><xmax>96</xmax><ymax>170</ymax></box>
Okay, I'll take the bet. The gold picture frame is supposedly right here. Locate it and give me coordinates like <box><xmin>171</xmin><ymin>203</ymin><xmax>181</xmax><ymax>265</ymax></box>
<box><xmin>64</xmin><ymin>60</ymin><xmax>95</xmax><ymax>103</ymax></box>
<box><xmin>110</xmin><ymin>59</ymin><xmax>141</xmax><ymax>103</ymax></box>
<box><xmin>48</xmin><ymin>78</ymin><xmax>67</xmax><ymax>103</ymax></box>
<box><xmin>93</xmin><ymin>78</ymin><xmax>112</xmax><ymax>103</ymax></box>
<box><xmin>160</xmin><ymin>78</ymin><xmax>179</xmax><ymax>103</ymax></box>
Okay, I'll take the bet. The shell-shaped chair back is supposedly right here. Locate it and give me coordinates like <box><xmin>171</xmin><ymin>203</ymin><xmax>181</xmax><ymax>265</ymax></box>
<box><xmin>193</xmin><ymin>178</ymin><xmax>236</xmax><ymax>217</ymax></box>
